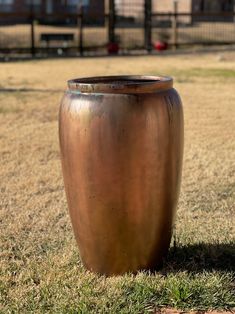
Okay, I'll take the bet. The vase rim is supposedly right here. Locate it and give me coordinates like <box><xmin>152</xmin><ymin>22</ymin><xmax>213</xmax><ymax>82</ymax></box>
<box><xmin>68</xmin><ymin>75</ymin><xmax>173</xmax><ymax>94</ymax></box>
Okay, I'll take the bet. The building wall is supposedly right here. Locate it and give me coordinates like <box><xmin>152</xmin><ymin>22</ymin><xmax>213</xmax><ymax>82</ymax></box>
<box><xmin>152</xmin><ymin>0</ymin><xmax>192</xmax><ymax>23</ymax></box>
<box><xmin>114</xmin><ymin>0</ymin><xmax>193</xmax><ymax>23</ymax></box>
<box><xmin>115</xmin><ymin>0</ymin><xmax>144</xmax><ymax>19</ymax></box>
<box><xmin>3</xmin><ymin>0</ymin><xmax>235</xmax><ymax>14</ymax></box>
<box><xmin>153</xmin><ymin>0</ymin><xmax>192</xmax><ymax>13</ymax></box>
<box><xmin>113</xmin><ymin>0</ymin><xmax>234</xmax><ymax>23</ymax></box>
<box><xmin>1</xmin><ymin>0</ymin><xmax>234</xmax><ymax>22</ymax></box>
<box><xmin>114</xmin><ymin>0</ymin><xmax>192</xmax><ymax>15</ymax></box>
<box><xmin>114</xmin><ymin>0</ymin><xmax>193</xmax><ymax>22</ymax></box>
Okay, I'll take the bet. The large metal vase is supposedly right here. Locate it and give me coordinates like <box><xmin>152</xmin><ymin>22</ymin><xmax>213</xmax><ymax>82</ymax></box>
<box><xmin>59</xmin><ymin>76</ymin><xmax>184</xmax><ymax>276</ymax></box>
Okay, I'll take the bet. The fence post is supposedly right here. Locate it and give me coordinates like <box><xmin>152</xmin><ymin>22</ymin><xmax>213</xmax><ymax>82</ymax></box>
<box><xmin>234</xmin><ymin>0</ymin><xmax>235</xmax><ymax>23</ymax></box>
<box><xmin>172</xmin><ymin>0</ymin><xmax>178</xmax><ymax>50</ymax></box>
<box><xmin>105</xmin><ymin>5</ymin><xmax>109</xmax><ymax>40</ymax></box>
<box><xmin>144</xmin><ymin>0</ymin><xmax>152</xmax><ymax>53</ymax></box>
<box><xmin>78</xmin><ymin>5</ymin><xmax>84</xmax><ymax>56</ymax></box>
<box><xmin>108</xmin><ymin>0</ymin><xmax>115</xmax><ymax>43</ymax></box>
<box><xmin>30</xmin><ymin>10</ymin><xmax>35</xmax><ymax>56</ymax></box>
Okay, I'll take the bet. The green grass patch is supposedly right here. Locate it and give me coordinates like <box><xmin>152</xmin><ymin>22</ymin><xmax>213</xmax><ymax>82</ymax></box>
<box><xmin>1</xmin><ymin>244</ymin><xmax>234</xmax><ymax>313</ymax></box>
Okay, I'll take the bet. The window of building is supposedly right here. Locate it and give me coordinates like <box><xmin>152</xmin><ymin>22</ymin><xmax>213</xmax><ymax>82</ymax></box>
<box><xmin>25</xmin><ymin>0</ymin><xmax>41</xmax><ymax>13</ymax></box>
<box><xmin>193</xmin><ymin>0</ymin><xmax>234</xmax><ymax>13</ymax></box>
<box><xmin>221</xmin><ymin>0</ymin><xmax>233</xmax><ymax>11</ymax></box>
<box><xmin>25</xmin><ymin>0</ymin><xmax>41</xmax><ymax>5</ymax></box>
<box><xmin>192</xmin><ymin>0</ymin><xmax>204</xmax><ymax>13</ymax></box>
<box><xmin>0</xmin><ymin>0</ymin><xmax>14</xmax><ymax>12</ymax></box>
<box><xmin>67</xmin><ymin>0</ymin><xmax>90</xmax><ymax>6</ymax></box>
<box><xmin>0</xmin><ymin>0</ymin><xmax>13</xmax><ymax>3</ymax></box>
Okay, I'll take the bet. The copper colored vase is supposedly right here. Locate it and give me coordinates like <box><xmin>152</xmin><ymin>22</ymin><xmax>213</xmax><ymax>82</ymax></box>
<box><xmin>59</xmin><ymin>76</ymin><xmax>184</xmax><ymax>276</ymax></box>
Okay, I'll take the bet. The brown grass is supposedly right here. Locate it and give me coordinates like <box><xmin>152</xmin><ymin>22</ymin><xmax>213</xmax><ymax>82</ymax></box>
<box><xmin>0</xmin><ymin>52</ymin><xmax>234</xmax><ymax>312</ymax></box>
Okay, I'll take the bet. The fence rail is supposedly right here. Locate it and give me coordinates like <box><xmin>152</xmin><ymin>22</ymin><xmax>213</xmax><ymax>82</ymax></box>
<box><xmin>0</xmin><ymin>6</ymin><xmax>235</xmax><ymax>57</ymax></box>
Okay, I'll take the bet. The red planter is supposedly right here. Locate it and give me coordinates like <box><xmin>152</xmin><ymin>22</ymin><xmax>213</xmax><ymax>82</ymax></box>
<box><xmin>107</xmin><ymin>42</ymin><xmax>119</xmax><ymax>54</ymax></box>
<box><xmin>154</xmin><ymin>41</ymin><xmax>168</xmax><ymax>51</ymax></box>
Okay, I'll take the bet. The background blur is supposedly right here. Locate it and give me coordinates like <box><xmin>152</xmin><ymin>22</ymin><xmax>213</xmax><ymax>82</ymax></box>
<box><xmin>0</xmin><ymin>0</ymin><xmax>235</xmax><ymax>57</ymax></box>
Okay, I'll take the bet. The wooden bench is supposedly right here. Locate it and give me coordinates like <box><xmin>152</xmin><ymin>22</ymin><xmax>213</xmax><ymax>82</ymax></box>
<box><xmin>40</xmin><ymin>33</ymin><xmax>74</xmax><ymax>48</ymax></box>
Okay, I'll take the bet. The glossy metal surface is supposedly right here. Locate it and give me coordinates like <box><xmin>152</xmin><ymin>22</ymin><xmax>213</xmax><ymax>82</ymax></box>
<box><xmin>59</xmin><ymin>76</ymin><xmax>184</xmax><ymax>276</ymax></box>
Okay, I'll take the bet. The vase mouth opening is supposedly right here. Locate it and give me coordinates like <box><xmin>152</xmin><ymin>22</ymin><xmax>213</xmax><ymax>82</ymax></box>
<box><xmin>68</xmin><ymin>75</ymin><xmax>173</xmax><ymax>94</ymax></box>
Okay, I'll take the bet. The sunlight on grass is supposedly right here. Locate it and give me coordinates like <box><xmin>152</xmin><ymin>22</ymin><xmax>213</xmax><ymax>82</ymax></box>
<box><xmin>0</xmin><ymin>52</ymin><xmax>235</xmax><ymax>313</ymax></box>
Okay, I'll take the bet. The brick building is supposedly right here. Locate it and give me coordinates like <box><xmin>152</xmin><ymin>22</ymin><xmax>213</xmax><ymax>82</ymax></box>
<box><xmin>0</xmin><ymin>0</ymin><xmax>103</xmax><ymax>13</ymax></box>
<box><xmin>0</xmin><ymin>0</ymin><xmax>234</xmax><ymax>22</ymax></box>
<box><xmin>0</xmin><ymin>0</ymin><xmax>104</xmax><ymax>24</ymax></box>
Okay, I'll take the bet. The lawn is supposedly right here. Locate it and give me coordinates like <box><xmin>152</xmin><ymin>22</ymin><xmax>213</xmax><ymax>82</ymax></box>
<box><xmin>0</xmin><ymin>52</ymin><xmax>235</xmax><ymax>313</ymax></box>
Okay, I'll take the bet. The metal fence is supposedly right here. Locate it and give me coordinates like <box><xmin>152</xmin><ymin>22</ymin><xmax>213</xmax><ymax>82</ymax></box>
<box><xmin>0</xmin><ymin>0</ymin><xmax>235</xmax><ymax>57</ymax></box>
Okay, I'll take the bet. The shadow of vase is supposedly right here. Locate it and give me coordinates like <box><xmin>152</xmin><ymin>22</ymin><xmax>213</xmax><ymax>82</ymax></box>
<box><xmin>162</xmin><ymin>242</ymin><xmax>235</xmax><ymax>273</ymax></box>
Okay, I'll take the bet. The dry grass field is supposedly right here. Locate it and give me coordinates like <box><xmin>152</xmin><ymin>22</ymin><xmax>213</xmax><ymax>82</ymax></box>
<box><xmin>0</xmin><ymin>52</ymin><xmax>235</xmax><ymax>313</ymax></box>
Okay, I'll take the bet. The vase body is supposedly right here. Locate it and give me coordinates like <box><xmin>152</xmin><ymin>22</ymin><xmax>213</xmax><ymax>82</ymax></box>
<box><xmin>59</xmin><ymin>76</ymin><xmax>184</xmax><ymax>276</ymax></box>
